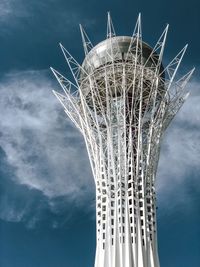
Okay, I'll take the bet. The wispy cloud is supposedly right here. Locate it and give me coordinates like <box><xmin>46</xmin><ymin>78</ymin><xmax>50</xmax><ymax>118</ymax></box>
<box><xmin>157</xmin><ymin>80</ymin><xmax>200</xmax><ymax>209</ymax></box>
<box><xmin>0</xmin><ymin>0</ymin><xmax>96</xmax><ymax>36</ymax></box>
<box><xmin>0</xmin><ymin>0</ymin><xmax>28</xmax><ymax>21</ymax></box>
<box><xmin>0</xmin><ymin>70</ymin><xmax>94</xmax><ymax>225</ymax></box>
<box><xmin>0</xmin><ymin>70</ymin><xmax>199</xmax><ymax>226</ymax></box>
<box><xmin>0</xmin><ymin>0</ymin><xmax>13</xmax><ymax>18</ymax></box>
<box><xmin>0</xmin><ymin>71</ymin><xmax>93</xmax><ymax>227</ymax></box>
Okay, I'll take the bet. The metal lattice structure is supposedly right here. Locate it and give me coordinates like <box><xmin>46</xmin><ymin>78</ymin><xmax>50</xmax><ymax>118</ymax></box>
<box><xmin>51</xmin><ymin>13</ymin><xmax>194</xmax><ymax>267</ymax></box>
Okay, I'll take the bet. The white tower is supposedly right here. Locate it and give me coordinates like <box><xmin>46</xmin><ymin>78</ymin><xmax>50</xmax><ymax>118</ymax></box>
<box><xmin>51</xmin><ymin>13</ymin><xmax>194</xmax><ymax>267</ymax></box>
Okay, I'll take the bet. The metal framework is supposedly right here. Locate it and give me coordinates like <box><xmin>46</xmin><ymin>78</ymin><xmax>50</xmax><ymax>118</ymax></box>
<box><xmin>51</xmin><ymin>13</ymin><xmax>194</xmax><ymax>267</ymax></box>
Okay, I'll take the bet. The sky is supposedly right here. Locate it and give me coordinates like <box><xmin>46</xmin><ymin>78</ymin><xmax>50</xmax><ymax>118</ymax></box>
<box><xmin>0</xmin><ymin>0</ymin><xmax>199</xmax><ymax>267</ymax></box>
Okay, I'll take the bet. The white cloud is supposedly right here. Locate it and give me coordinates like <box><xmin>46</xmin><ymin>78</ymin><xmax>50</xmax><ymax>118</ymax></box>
<box><xmin>0</xmin><ymin>70</ymin><xmax>94</xmax><ymax>201</ymax></box>
<box><xmin>0</xmin><ymin>0</ymin><xmax>96</xmax><ymax>36</ymax></box>
<box><xmin>0</xmin><ymin>70</ymin><xmax>199</xmax><ymax>224</ymax></box>
<box><xmin>0</xmin><ymin>0</ymin><xmax>27</xmax><ymax>21</ymax></box>
<box><xmin>157</xmin><ymin>80</ymin><xmax>200</xmax><ymax>208</ymax></box>
<box><xmin>0</xmin><ymin>0</ymin><xmax>12</xmax><ymax>18</ymax></box>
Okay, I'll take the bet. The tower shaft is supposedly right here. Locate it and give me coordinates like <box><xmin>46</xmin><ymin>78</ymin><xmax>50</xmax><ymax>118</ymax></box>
<box><xmin>52</xmin><ymin>13</ymin><xmax>194</xmax><ymax>267</ymax></box>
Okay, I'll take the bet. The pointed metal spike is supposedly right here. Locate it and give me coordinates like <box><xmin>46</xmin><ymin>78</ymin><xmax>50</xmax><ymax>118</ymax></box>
<box><xmin>161</xmin><ymin>44</ymin><xmax>188</xmax><ymax>82</ymax></box>
<box><xmin>125</xmin><ymin>13</ymin><xmax>142</xmax><ymax>62</ymax></box>
<box><xmin>141</xmin><ymin>24</ymin><xmax>169</xmax><ymax>71</ymax></box>
<box><xmin>51</xmin><ymin>67</ymin><xmax>65</xmax><ymax>85</ymax></box>
<box><xmin>59</xmin><ymin>42</ymin><xmax>88</xmax><ymax>75</ymax></box>
<box><xmin>152</xmin><ymin>24</ymin><xmax>169</xmax><ymax>60</ymax></box>
<box><xmin>50</xmin><ymin>66</ymin><xmax>64</xmax><ymax>79</ymax></box>
<box><xmin>156</xmin><ymin>24</ymin><xmax>169</xmax><ymax>66</ymax></box>
<box><xmin>50</xmin><ymin>66</ymin><xmax>77</xmax><ymax>88</ymax></box>
<box><xmin>176</xmin><ymin>67</ymin><xmax>195</xmax><ymax>88</ymax></box>
<box><xmin>79</xmin><ymin>24</ymin><xmax>93</xmax><ymax>56</ymax></box>
<box><xmin>52</xmin><ymin>90</ymin><xmax>66</xmax><ymax>101</ymax></box>
<box><xmin>51</xmin><ymin>67</ymin><xmax>78</xmax><ymax>97</ymax></box>
<box><xmin>133</xmin><ymin>13</ymin><xmax>142</xmax><ymax>39</ymax></box>
<box><xmin>59</xmin><ymin>42</ymin><xmax>73</xmax><ymax>61</ymax></box>
<box><xmin>53</xmin><ymin>89</ymin><xmax>83</xmax><ymax>131</ymax></box>
<box><xmin>177</xmin><ymin>67</ymin><xmax>195</xmax><ymax>83</ymax></box>
<box><xmin>59</xmin><ymin>43</ymin><xmax>87</xmax><ymax>86</ymax></box>
<box><xmin>51</xmin><ymin>67</ymin><xmax>67</xmax><ymax>84</ymax></box>
<box><xmin>107</xmin><ymin>11</ymin><xmax>116</xmax><ymax>38</ymax></box>
<box><xmin>52</xmin><ymin>90</ymin><xmax>71</xmax><ymax>112</ymax></box>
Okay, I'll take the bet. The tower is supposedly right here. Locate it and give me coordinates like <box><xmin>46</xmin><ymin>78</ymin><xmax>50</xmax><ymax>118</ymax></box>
<box><xmin>51</xmin><ymin>13</ymin><xmax>194</xmax><ymax>267</ymax></box>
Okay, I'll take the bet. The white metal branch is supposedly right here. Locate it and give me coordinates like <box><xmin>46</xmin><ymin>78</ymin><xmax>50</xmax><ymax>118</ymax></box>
<box><xmin>79</xmin><ymin>24</ymin><xmax>93</xmax><ymax>56</ymax></box>
<box><xmin>59</xmin><ymin>43</ymin><xmax>88</xmax><ymax>86</ymax></box>
<box><xmin>107</xmin><ymin>11</ymin><xmax>116</xmax><ymax>39</ymax></box>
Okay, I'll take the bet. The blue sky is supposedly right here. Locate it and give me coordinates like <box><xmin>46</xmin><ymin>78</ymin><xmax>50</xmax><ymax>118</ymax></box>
<box><xmin>0</xmin><ymin>0</ymin><xmax>199</xmax><ymax>267</ymax></box>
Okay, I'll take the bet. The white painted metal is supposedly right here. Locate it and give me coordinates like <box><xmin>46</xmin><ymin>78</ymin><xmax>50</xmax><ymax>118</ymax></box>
<box><xmin>51</xmin><ymin>13</ymin><xmax>194</xmax><ymax>267</ymax></box>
